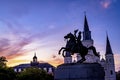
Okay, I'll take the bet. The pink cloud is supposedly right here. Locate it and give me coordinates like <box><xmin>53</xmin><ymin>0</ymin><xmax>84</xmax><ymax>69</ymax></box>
<box><xmin>100</xmin><ymin>0</ymin><xmax>116</xmax><ymax>9</ymax></box>
<box><xmin>101</xmin><ymin>1</ymin><xmax>111</xmax><ymax>8</ymax></box>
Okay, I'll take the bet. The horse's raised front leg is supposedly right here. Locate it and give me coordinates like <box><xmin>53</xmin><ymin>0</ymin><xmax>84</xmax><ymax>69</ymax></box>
<box><xmin>58</xmin><ymin>47</ymin><xmax>66</xmax><ymax>55</ymax></box>
<box><xmin>62</xmin><ymin>50</ymin><xmax>66</xmax><ymax>57</ymax></box>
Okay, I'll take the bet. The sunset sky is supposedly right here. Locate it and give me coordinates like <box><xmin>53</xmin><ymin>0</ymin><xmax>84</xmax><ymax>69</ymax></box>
<box><xmin>0</xmin><ymin>0</ymin><xmax>120</xmax><ymax>71</ymax></box>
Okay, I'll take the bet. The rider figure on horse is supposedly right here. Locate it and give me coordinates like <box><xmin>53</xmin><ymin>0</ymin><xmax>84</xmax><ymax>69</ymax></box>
<box><xmin>59</xmin><ymin>29</ymin><xmax>99</xmax><ymax>63</ymax></box>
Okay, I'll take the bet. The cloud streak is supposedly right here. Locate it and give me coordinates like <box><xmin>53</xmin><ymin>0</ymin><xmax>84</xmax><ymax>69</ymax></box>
<box><xmin>0</xmin><ymin>19</ymin><xmax>42</xmax><ymax>60</ymax></box>
<box><xmin>0</xmin><ymin>18</ymin><xmax>64</xmax><ymax>63</ymax></box>
<box><xmin>48</xmin><ymin>54</ymin><xmax>63</xmax><ymax>67</ymax></box>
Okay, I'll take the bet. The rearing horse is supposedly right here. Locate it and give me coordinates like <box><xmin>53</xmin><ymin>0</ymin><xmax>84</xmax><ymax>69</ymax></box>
<box><xmin>58</xmin><ymin>32</ymin><xmax>76</xmax><ymax>57</ymax></box>
<box><xmin>58</xmin><ymin>32</ymin><xmax>99</xmax><ymax>63</ymax></box>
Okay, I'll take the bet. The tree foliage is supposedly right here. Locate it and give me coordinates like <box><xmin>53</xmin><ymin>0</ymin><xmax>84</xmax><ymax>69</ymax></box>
<box><xmin>0</xmin><ymin>66</ymin><xmax>54</xmax><ymax>80</ymax></box>
<box><xmin>0</xmin><ymin>56</ymin><xmax>7</xmax><ymax>68</ymax></box>
<box><xmin>0</xmin><ymin>56</ymin><xmax>54</xmax><ymax>80</ymax></box>
<box><xmin>0</xmin><ymin>56</ymin><xmax>16</xmax><ymax>80</ymax></box>
<box><xmin>17</xmin><ymin>67</ymin><xmax>54</xmax><ymax>80</ymax></box>
<box><xmin>0</xmin><ymin>67</ymin><xmax>16</xmax><ymax>80</ymax></box>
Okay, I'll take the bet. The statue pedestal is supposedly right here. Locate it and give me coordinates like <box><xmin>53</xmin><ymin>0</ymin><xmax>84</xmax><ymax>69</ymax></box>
<box><xmin>54</xmin><ymin>63</ymin><xmax>105</xmax><ymax>80</ymax></box>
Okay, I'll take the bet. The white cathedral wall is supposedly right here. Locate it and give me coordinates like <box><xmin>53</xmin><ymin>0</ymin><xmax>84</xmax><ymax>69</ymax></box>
<box><xmin>100</xmin><ymin>55</ymin><xmax>116</xmax><ymax>80</ymax></box>
<box><xmin>82</xmin><ymin>40</ymin><xmax>93</xmax><ymax>47</ymax></box>
<box><xmin>76</xmin><ymin>53</ymin><xmax>81</xmax><ymax>61</ymax></box>
<box><xmin>105</xmin><ymin>54</ymin><xmax>116</xmax><ymax>80</ymax></box>
<box><xmin>76</xmin><ymin>40</ymin><xmax>100</xmax><ymax>63</ymax></box>
<box><xmin>64</xmin><ymin>57</ymin><xmax>72</xmax><ymax>63</ymax></box>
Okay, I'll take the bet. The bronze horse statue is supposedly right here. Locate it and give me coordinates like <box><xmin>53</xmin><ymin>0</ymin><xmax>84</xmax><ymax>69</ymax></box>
<box><xmin>58</xmin><ymin>31</ymin><xmax>99</xmax><ymax>63</ymax></box>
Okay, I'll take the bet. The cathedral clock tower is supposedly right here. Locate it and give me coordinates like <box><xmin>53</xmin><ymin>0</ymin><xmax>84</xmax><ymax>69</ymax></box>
<box><xmin>105</xmin><ymin>35</ymin><xmax>116</xmax><ymax>80</ymax></box>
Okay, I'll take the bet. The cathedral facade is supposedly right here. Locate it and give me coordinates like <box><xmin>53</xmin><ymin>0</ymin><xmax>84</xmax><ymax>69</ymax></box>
<box><xmin>63</xmin><ymin>15</ymin><xmax>116</xmax><ymax>80</ymax></box>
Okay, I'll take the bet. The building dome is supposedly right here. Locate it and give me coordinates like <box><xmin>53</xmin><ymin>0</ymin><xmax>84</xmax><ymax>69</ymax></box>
<box><xmin>32</xmin><ymin>53</ymin><xmax>38</xmax><ymax>63</ymax></box>
<box><xmin>33</xmin><ymin>55</ymin><xmax>37</xmax><ymax>59</ymax></box>
<box><xmin>33</xmin><ymin>53</ymin><xmax>37</xmax><ymax>59</ymax></box>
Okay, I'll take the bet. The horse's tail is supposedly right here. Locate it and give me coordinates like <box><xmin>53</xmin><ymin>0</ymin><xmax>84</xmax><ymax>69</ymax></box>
<box><xmin>88</xmin><ymin>46</ymin><xmax>100</xmax><ymax>57</ymax></box>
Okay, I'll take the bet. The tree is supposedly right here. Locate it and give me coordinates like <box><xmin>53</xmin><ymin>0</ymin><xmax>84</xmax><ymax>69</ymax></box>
<box><xmin>0</xmin><ymin>56</ymin><xmax>16</xmax><ymax>80</ymax></box>
<box><xmin>0</xmin><ymin>56</ymin><xmax>7</xmax><ymax>68</ymax></box>
<box><xmin>46</xmin><ymin>74</ymin><xmax>54</xmax><ymax>80</ymax></box>
<box><xmin>17</xmin><ymin>67</ymin><xmax>53</xmax><ymax>80</ymax></box>
<box><xmin>0</xmin><ymin>67</ymin><xmax>16</xmax><ymax>80</ymax></box>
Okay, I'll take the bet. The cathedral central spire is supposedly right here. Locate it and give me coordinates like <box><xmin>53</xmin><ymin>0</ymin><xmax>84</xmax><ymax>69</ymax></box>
<box><xmin>105</xmin><ymin>35</ymin><xmax>113</xmax><ymax>55</ymax></box>
<box><xmin>84</xmin><ymin>14</ymin><xmax>89</xmax><ymax>31</ymax></box>
<box><xmin>83</xmin><ymin>14</ymin><xmax>92</xmax><ymax>40</ymax></box>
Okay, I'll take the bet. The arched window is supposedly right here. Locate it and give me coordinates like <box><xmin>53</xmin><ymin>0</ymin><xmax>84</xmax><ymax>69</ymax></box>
<box><xmin>106</xmin><ymin>59</ymin><xmax>108</xmax><ymax>63</ymax></box>
<box><xmin>110</xmin><ymin>70</ymin><xmax>113</xmax><ymax>75</ymax></box>
<box><xmin>109</xmin><ymin>59</ymin><xmax>111</xmax><ymax>62</ymax></box>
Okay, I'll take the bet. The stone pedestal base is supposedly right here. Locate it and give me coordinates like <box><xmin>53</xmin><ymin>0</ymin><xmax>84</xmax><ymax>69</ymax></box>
<box><xmin>54</xmin><ymin>63</ymin><xmax>105</xmax><ymax>80</ymax></box>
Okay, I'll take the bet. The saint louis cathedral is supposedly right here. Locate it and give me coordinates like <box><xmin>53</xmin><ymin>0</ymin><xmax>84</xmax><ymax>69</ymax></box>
<box><xmin>63</xmin><ymin>15</ymin><xmax>116</xmax><ymax>80</ymax></box>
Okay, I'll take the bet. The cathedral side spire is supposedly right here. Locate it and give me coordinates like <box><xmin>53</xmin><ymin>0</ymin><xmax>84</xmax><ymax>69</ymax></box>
<box><xmin>83</xmin><ymin>14</ymin><xmax>92</xmax><ymax>40</ymax></box>
<box><xmin>105</xmin><ymin>34</ymin><xmax>116</xmax><ymax>80</ymax></box>
<box><xmin>105</xmin><ymin>35</ymin><xmax>113</xmax><ymax>55</ymax></box>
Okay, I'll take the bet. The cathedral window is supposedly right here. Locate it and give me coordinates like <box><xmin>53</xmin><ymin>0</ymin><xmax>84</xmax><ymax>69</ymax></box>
<box><xmin>110</xmin><ymin>70</ymin><xmax>113</xmax><ymax>75</ymax></box>
<box><xmin>106</xmin><ymin>59</ymin><xmax>108</xmax><ymax>63</ymax></box>
<box><xmin>109</xmin><ymin>59</ymin><xmax>111</xmax><ymax>62</ymax></box>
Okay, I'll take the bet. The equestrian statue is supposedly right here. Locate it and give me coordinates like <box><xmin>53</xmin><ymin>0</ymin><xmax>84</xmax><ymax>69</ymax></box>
<box><xmin>58</xmin><ymin>29</ymin><xmax>99</xmax><ymax>63</ymax></box>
